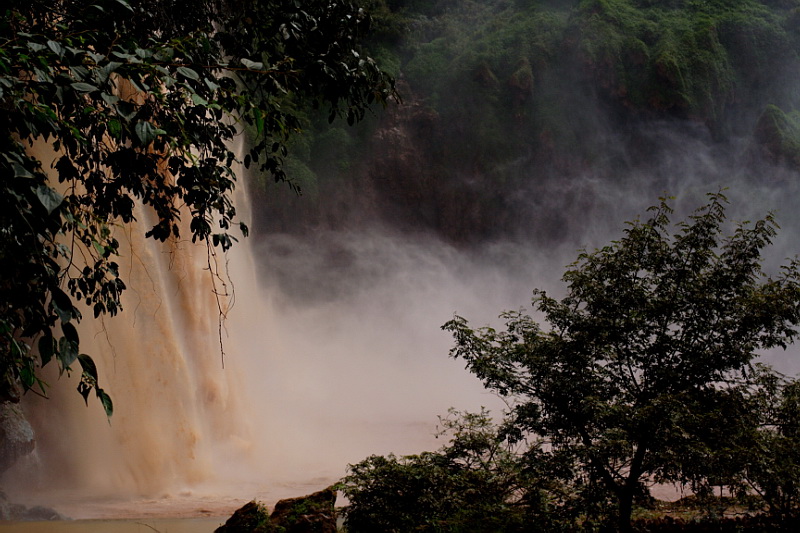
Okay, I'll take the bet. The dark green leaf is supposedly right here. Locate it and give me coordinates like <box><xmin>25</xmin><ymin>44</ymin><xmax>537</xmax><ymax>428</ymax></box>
<box><xmin>71</xmin><ymin>82</ymin><xmax>98</xmax><ymax>93</ymax></box>
<box><xmin>77</xmin><ymin>379</ymin><xmax>91</xmax><ymax>404</ymax></box>
<box><xmin>102</xmin><ymin>92</ymin><xmax>120</xmax><ymax>106</ymax></box>
<box><xmin>107</xmin><ymin>119</ymin><xmax>122</xmax><ymax>138</ymax></box>
<box><xmin>177</xmin><ymin>66</ymin><xmax>199</xmax><ymax>80</ymax></box>
<box><xmin>77</xmin><ymin>353</ymin><xmax>98</xmax><ymax>381</ymax></box>
<box><xmin>36</xmin><ymin>185</ymin><xmax>63</xmax><ymax>214</ymax></box>
<box><xmin>115</xmin><ymin>100</ymin><xmax>137</xmax><ymax>120</ymax></box>
<box><xmin>46</xmin><ymin>40</ymin><xmax>64</xmax><ymax>56</ymax></box>
<box><xmin>99</xmin><ymin>61</ymin><xmax>124</xmax><ymax>82</ymax></box>
<box><xmin>114</xmin><ymin>0</ymin><xmax>134</xmax><ymax>12</ymax></box>
<box><xmin>38</xmin><ymin>334</ymin><xmax>55</xmax><ymax>367</ymax></box>
<box><xmin>20</xmin><ymin>366</ymin><xmax>35</xmax><ymax>388</ymax></box>
<box><xmin>62</xmin><ymin>322</ymin><xmax>79</xmax><ymax>345</ymax></box>
<box><xmin>12</xmin><ymin>163</ymin><xmax>34</xmax><ymax>179</ymax></box>
<box><xmin>134</xmin><ymin>121</ymin><xmax>157</xmax><ymax>145</ymax></box>
<box><xmin>254</xmin><ymin>111</ymin><xmax>264</xmax><ymax>135</ymax></box>
<box><xmin>52</xmin><ymin>288</ymin><xmax>73</xmax><ymax>321</ymax></box>
<box><xmin>58</xmin><ymin>336</ymin><xmax>78</xmax><ymax>369</ymax></box>
<box><xmin>97</xmin><ymin>388</ymin><xmax>114</xmax><ymax>418</ymax></box>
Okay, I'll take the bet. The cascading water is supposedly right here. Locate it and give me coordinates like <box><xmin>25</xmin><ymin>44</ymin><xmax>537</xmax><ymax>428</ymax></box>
<box><xmin>8</xmin><ymin>127</ymin><xmax>800</xmax><ymax>520</ymax></box>
<box><xmin>4</xmin><ymin>140</ymin><xmax>507</xmax><ymax>519</ymax></box>
<box><xmin>8</xmin><ymin>196</ymin><xmax>246</xmax><ymax>510</ymax></box>
<box><xmin>6</xmin><ymin>26</ymin><xmax>800</xmax><ymax>521</ymax></box>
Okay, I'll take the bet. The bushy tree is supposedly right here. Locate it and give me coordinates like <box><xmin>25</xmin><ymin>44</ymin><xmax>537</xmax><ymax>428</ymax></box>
<box><xmin>743</xmin><ymin>374</ymin><xmax>800</xmax><ymax>519</ymax></box>
<box><xmin>444</xmin><ymin>193</ymin><xmax>800</xmax><ymax>531</ymax></box>
<box><xmin>340</xmin><ymin>409</ymin><xmax>540</xmax><ymax>532</ymax></box>
<box><xmin>0</xmin><ymin>0</ymin><xmax>395</xmax><ymax>411</ymax></box>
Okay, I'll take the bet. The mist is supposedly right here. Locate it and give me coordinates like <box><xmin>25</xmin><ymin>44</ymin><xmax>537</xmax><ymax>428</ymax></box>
<box><xmin>10</xmin><ymin>123</ymin><xmax>800</xmax><ymax>518</ymax></box>
<box><xmin>243</xmin><ymin>125</ymin><xmax>800</xmax><ymax>487</ymax></box>
<box><xmin>6</xmin><ymin>0</ymin><xmax>800</xmax><ymax>521</ymax></box>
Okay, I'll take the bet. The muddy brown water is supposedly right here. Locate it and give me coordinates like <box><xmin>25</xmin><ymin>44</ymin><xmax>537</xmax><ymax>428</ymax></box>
<box><xmin>0</xmin><ymin>517</ymin><xmax>225</xmax><ymax>533</ymax></box>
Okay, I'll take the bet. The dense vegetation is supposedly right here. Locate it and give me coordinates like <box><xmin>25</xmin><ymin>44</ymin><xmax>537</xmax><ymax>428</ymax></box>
<box><xmin>257</xmin><ymin>0</ymin><xmax>800</xmax><ymax>242</ymax></box>
<box><xmin>0</xmin><ymin>0</ymin><xmax>395</xmax><ymax>411</ymax></box>
<box><xmin>340</xmin><ymin>194</ymin><xmax>800</xmax><ymax>531</ymax></box>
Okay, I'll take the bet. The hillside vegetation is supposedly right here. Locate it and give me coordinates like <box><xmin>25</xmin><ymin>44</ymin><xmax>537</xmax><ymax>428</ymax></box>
<box><xmin>254</xmin><ymin>0</ymin><xmax>800</xmax><ymax>243</ymax></box>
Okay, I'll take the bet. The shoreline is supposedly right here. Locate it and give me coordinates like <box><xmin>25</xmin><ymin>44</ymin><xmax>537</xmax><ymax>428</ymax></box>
<box><xmin>0</xmin><ymin>517</ymin><xmax>227</xmax><ymax>533</ymax></box>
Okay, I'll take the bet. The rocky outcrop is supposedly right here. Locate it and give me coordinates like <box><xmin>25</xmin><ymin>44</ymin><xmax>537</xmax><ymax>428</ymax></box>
<box><xmin>269</xmin><ymin>486</ymin><xmax>337</xmax><ymax>533</ymax></box>
<box><xmin>0</xmin><ymin>402</ymin><xmax>62</xmax><ymax>522</ymax></box>
<box><xmin>0</xmin><ymin>489</ymin><xmax>65</xmax><ymax>521</ymax></box>
<box><xmin>754</xmin><ymin>105</ymin><xmax>800</xmax><ymax>170</ymax></box>
<box><xmin>0</xmin><ymin>402</ymin><xmax>35</xmax><ymax>475</ymax></box>
<box><xmin>216</xmin><ymin>486</ymin><xmax>337</xmax><ymax>533</ymax></box>
<box><xmin>215</xmin><ymin>500</ymin><xmax>273</xmax><ymax>533</ymax></box>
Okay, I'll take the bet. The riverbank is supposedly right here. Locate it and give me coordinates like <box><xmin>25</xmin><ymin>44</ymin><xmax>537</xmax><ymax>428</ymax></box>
<box><xmin>0</xmin><ymin>517</ymin><xmax>226</xmax><ymax>533</ymax></box>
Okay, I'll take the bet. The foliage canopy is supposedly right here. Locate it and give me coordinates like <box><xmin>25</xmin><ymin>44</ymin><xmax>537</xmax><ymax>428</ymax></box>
<box><xmin>443</xmin><ymin>193</ymin><xmax>800</xmax><ymax>530</ymax></box>
<box><xmin>261</xmin><ymin>0</ymin><xmax>800</xmax><ymax>244</ymax></box>
<box><xmin>341</xmin><ymin>409</ymin><xmax>536</xmax><ymax>533</ymax></box>
<box><xmin>339</xmin><ymin>194</ymin><xmax>800</xmax><ymax>530</ymax></box>
<box><xmin>0</xmin><ymin>0</ymin><xmax>395</xmax><ymax>413</ymax></box>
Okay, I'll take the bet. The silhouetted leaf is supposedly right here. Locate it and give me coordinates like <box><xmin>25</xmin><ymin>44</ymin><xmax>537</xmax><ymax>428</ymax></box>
<box><xmin>134</xmin><ymin>121</ymin><xmax>157</xmax><ymax>144</ymax></box>
<box><xmin>177</xmin><ymin>66</ymin><xmax>199</xmax><ymax>80</ymax></box>
<box><xmin>36</xmin><ymin>185</ymin><xmax>63</xmax><ymax>214</ymax></box>
<box><xmin>97</xmin><ymin>389</ymin><xmax>114</xmax><ymax>418</ymax></box>
<box><xmin>241</xmin><ymin>58</ymin><xmax>264</xmax><ymax>70</ymax></box>
<box><xmin>71</xmin><ymin>82</ymin><xmax>98</xmax><ymax>93</ymax></box>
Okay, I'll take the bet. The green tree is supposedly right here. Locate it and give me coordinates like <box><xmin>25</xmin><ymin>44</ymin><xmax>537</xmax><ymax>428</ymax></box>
<box><xmin>444</xmin><ymin>193</ymin><xmax>800</xmax><ymax>531</ymax></box>
<box><xmin>0</xmin><ymin>0</ymin><xmax>395</xmax><ymax>412</ymax></box>
<box><xmin>744</xmin><ymin>373</ymin><xmax>800</xmax><ymax>520</ymax></box>
<box><xmin>340</xmin><ymin>409</ymin><xmax>537</xmax><ymax>532</ymax></box>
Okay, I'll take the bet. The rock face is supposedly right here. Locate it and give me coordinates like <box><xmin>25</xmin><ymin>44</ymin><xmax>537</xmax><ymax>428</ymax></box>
<box><xmin>0</xmin><ymin>402</ymin><xmax>63</xmax><ymax>521</ymax></box>
<box><xmin>269</xmin><ymin>486</ymin><xmax>337</xmax><ymax>533</ymax></box>
<box><xmin>0</xmin><ymin>402</ymin><xmax>35</xmax><ymax>475</ymax></box>
<box><xmin>754</xmin><ymin>104</ymin><xmax>800</xmax><ymax>169</ymax></box>
<box><xmin>0</xmin><ymin>490</ymin><xmax>65</xmax><ymax>522</ymax></box>
<box><xmin>215</xmin><ymin>501</ymin><xmax>273</xmax><ymax>533</ymax></box>
<box><xmin>215</xmin><ymin>487</ymin><xmax>337</xmax><ymax>533</ymax></box>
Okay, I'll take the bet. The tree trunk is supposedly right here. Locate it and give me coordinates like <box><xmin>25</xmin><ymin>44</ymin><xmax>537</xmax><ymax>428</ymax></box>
<box><xmin>617</xmin><ymin>489</ymin><xmax>634</xmax><ymax>533</ymax></box>
<box><xmin>616</xmin><ymin>442</ymin><xmax>648</xmax><ymax>531</ymax></box>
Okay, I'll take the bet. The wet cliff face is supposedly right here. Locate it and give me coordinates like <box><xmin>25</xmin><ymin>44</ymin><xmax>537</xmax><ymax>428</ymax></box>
<box><xmin>0</xmin><ymin>403</ymin><xmax>34</xmax><ymax>477</ymax></box>
<box><xmin>359</xmin><ymin>82</ymin><xmax>514</xmax><ymax>244</ymax></box>
<box><xmin>251</xmin><ymin>0</ymin><xmax>800</xmax><ymax>248</ymax></box>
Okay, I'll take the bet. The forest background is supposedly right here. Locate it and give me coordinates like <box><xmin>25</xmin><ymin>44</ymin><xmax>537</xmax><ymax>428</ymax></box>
<box><xmin>6</xmin><ymin>0</ymin><xmax>800</xmax><ymax>531</ymax></box>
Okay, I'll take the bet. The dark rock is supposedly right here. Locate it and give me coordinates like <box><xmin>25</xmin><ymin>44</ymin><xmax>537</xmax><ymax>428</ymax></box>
<box><xmin>0</xmin><ymin>490</ymin><xmax>23</xmax><ymax>521</ymax></box>
<box><xmin>216</xmin><ymin>487</ymin><xmax>337</xmax><ymax>533</ymax></box>
<box><xmin>270</xmin><ymin>486</ymin><xmax>337</xmax><ymax>533</ymax></box>
<box><xmin>753</xmin><ymin>104</ymin><xmax>800</xmax><ymax>169</ymax></box>
<box><xmin>0</xmin><ymin>402</ymin><xmax>35</xmax><ymax>475</ymax></box>
<box><xmin>19</xmin><ymin>505</ymin><xmax>66</xmax><ymax>521</ymax></box>
<box><xmin>215</xmin><ymin>501</ymin><xmax>273</xmax><ymax>533</ymax></box>
<box><xmin>0</xmin><ymin>490</ymin><xmax>66</xmax><ymax>521</ymax></box>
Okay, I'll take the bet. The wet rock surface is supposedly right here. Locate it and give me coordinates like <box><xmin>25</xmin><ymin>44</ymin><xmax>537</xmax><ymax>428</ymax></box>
<box><xmin>269</xmin><ymin>486</ymin><xmax>337</xmax><ymax>533</ymax></box>
<box><xmin>0</xmin><ymin>402</ymin><xmax>34</xmax><ymax>476</ymax></box>
<box><xmin>0</xmin><ymin>490</ymin><xmax>66</xmax><ymax>521</ymax></box>
<box><xmin>215</xmin><ymin>486</ymin><xmax>337</xmax><ymax>533</ymax></box>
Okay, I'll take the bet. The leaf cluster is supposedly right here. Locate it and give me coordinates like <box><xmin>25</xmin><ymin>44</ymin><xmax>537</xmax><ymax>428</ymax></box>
<box><xmin>340</xmin><ymin>409</ymin><xmax>541</xmax><ymax>532</ymax></box>
<box><xmin>341</xmin><ymin>194</ymin><xmax>800</xmax><ymax>531</ymax></box>
<box><xmin>271</xmin><ymin>0</ymin><xmax>800</xmax><ymax>246</ymax></box>
<box><xmin>0</xmin><ymin>0</ymin><xmax>396</xmax><ymax>411</ymax></box>
<box><xmin>442</xmin><ymin>193</ymin><xmax>800</xmax><ymax>529</ymax></box>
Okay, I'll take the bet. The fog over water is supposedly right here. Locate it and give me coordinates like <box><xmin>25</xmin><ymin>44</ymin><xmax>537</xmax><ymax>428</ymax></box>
<box><xmin>6</xmin><ymin>76</ymin><xmax>800</xmax><ymax>525</ymax></box>
<box><xmin>247</xmin><ymin>117</ymin><xmax>800</xmax><ymax>482</ymax></box>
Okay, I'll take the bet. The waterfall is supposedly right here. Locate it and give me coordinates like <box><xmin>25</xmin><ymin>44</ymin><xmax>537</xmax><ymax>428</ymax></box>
<box><xmin>5</xmin><ymin>138</ymin><xmax>499</xmax><ymax>517</ymax></box>
<box><xmin>8</xmin><ymin>120</ymin><xmax>800</xmax><ymax>521</ymax></box>
<box><xmin>15</xmin><ymin>213</ymin><xmax>243</xmax><ymax>490</ymax></box>
<box><xmin>4</xmin><ymin>139</ymin><xmax>258</xmax><ymax>514</ymax></box>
